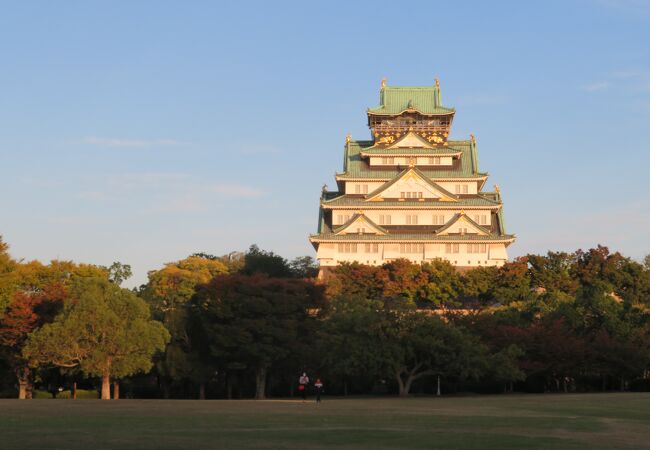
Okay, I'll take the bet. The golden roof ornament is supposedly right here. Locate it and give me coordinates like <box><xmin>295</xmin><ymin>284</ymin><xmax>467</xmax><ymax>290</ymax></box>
<box><xmin>435</xmin><ymin>78</ymin><xmax>440</xmax><ymax>88</ymax></box>
<box><xmin>408</xmin><ymin>157</ymin><xmax>415</xmax><ymax>168</ymax></box>
<box><xmin>381</xmin><ymin>78</ymin><xmax>387</xmax><ymax>89</ymax></box>
<box><xmin>345</xmin><ymin>133</ymin><xmax>351</xmax><ymax>144</ymax></box>
<box><xmin>494</xmin><ymin>184</ymin><xmax>501</xmax><ymax>193</ymax></box>
<box><xmin>470</xmin><ymin>133</ymin><xmax>476</xmax><ymax>143</ymax></box>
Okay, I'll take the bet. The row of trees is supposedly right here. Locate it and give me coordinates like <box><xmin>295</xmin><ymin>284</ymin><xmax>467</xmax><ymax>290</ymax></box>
<box><xmin>1</xmin><ymin>236</ymin><xmax>650</xmax><ymax>399</ymax></box>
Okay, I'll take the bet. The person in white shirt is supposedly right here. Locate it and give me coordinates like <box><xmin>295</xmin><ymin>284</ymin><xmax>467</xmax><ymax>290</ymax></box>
<box><xmin>298</xmin><ymin>373</ymin><xmax>309</xmax><ymax>402</ymax></box>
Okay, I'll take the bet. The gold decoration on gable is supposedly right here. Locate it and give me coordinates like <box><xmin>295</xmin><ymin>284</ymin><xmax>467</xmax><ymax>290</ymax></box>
<box><xmin>374</xmin><ymin>131</ymin><xmax>400</xmax><ymax>146</ymax></box>
<box><xmin>424</xmin><ymin>132</ymin><xmax>446</xmax><ymax>145</ymax></box>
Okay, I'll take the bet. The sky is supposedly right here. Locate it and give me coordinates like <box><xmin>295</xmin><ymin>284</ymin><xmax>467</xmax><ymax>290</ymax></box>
<box><xmin>1</xmin><ymin>0</ymin><xmax>650</xmax><ymax>287</ymax></box>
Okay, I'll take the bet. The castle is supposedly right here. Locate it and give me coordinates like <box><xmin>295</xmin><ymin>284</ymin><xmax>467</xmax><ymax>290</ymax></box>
<box><xmin>310</xmin><ymin>79</ymin><xmax>515</xmax><ymax>275</ymax></box>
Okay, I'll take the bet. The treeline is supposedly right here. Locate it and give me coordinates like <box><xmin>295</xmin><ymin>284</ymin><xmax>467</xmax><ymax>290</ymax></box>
<box><xmin>1</xmin><ymin>236</ymin><xmax>650</xmax><ymax>399</ymax></box>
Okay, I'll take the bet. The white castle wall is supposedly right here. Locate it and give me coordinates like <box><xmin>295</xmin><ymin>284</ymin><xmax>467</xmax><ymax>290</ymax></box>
<box><xmin>316</xmin><ymin>242</ymin><xmax>509</xmax><ymax>268</ymax></box>
<box><xmin>331</xmin><ymin>209</ymin><xmax>492</xmax><ymax>226</ymax></box>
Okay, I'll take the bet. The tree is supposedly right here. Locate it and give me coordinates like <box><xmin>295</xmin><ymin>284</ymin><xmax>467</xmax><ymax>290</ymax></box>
<box><xmin>289</xmin><ymin>256</ymin><xmax>319</xmax><ymax>278</ymax></box>
<box><xmin>0</xmin><ymin>283</ymin><xmax>66</xmax><ymax>398</ymax></box>
<box><xmin>460</xmin><ymin>266</ymin><xmax>499</xmax><ymax>305</ymax></box>
<box><xmin>145</xmin><ymin>255</ymin><xmax>228</xmax><ymax>398</ymax></box>
<box><xmin>318</xmin><ymin>296</ymin><xmax>386</xmax><ymax>395</ymax></box>
<box><xmin>242</xmin><ymin>245</ymin><xmax>293</xmax><ymax>278</ymax></box>
<box><xmin>23</xmin><ymin>277</ymin><xmax>169</xmax><ymax>400</ymax></box>
<box><xmin>491</xmin><ymin>258</ymin><xmax>533</xmax><ymax>305</ymax></box>
<box><xmin>103</xmin><ymin>262</ymin><xmax>132</xmax><ymax>286</ymax></box>
<box><xmin>193</xmin><ymin>273</ymin><xmax>323</xmax><ymax>399</ymax></box>
<box><xmin>327</xmin><ymin>259</ymin><xmax>462</xmax><ymax>308</ymax></box>
<box><xmin>147</xmin><ymin>256</ymin><xmax>228</xmax><ymax>312</ymax></box>
<box><xmin>0</xmin><ymin>236</ymin><xmax>17</xmax><ymax>314</ymax></box>
<box><xmin>527</xmin><ymin>251</ymin><xmax>579</xmax><ymax>295</ymax></box>
<box><xmin>0</xmin><ymin>256</ymin><xmax>108</xmax><ymax>399</ymax></box>
<box><xmin>378</xmin><ymin>312</ymin><xmax>488</xmax><ymax>396</ymax></box>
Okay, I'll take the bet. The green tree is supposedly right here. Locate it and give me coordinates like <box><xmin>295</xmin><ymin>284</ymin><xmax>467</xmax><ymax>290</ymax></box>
<box><xmin>0</xmin><ymin>236</ymin><xmax>18</xmax><ymax>315</ymax></box>
<box><xmin>527</xmin><ymin>251</ymin><xmax>579</xmax><ymax>295</ymax></box>
<box><xmin>289</xmin><ymin>256</ymin><xmax>319</xmax><ymax>278</ymax></box>
<box><xmin>242</xmin><ymin>245</ymin><xmax>293</xmax><ymax>278</ymax></box>
<box><xmin>193</xmin><ymin>273</ymin><xmax>323</xmax><ymax>399</ymax></box>
<box><xmin>379</xmin><ymin>311</ymin><xmax>488</xmax><ymax>396</ymax></box>
<box><xmin>460</xmin><ymin>266</ymin><xmax>499</xmax><ymax>304</ymax></box>
<box><xmin>145</xmin><ymin>255</ymin><xmax>228</xmax><ymax>398</ymax></box>
<box><xmin>23</xmin><ymin>277</ymin><xmax>169</xmax><ymax>400</ymax></box>
<box><xmin>103</xmin><ymin>262</ymin><xmax>133</xmax><ymax>286</ymax></box>
<box><xmin>318</xmin><ymin>296</ymin><xmax>385</xmax><ymax>395</ymax></box>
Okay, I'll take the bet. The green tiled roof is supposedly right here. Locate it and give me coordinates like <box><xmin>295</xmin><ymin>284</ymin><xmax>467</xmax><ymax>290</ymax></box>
<box><xmin>337</xmin><ymin>140</ymin><xmax>486</xmax><ymax>180</ymax></box>
<box><xmin>368</xmin><ymin>86</ymin><xmax>455</xmax><ymax>115</ymax></box>
<box><xmin>310</xmin><ymin>233</ymin><xmax>515</xmax><ymax>242</ymax></box>
<box><xmin>321</xmin><ymin>195</ymin><xmax>501</xmax><ymax>209</ymax></box>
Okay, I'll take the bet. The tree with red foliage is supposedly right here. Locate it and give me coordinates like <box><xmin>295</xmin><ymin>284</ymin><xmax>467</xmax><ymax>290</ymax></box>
<box><xmin>0</xmin><ymin>283</ymin><xmax>67</xmax><ymax>398</ymax></box>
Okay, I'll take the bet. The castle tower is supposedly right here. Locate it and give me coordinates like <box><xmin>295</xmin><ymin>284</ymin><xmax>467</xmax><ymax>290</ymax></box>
<box><xmin>309</xmin><ymin>80</ymin><xmax>515</xmax><ymax>274</ymax></box>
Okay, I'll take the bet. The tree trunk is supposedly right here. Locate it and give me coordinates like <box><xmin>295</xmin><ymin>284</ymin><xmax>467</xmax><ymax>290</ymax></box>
<box><xmin>255</xmin><ymin>366</ymin><xmax>267</xmax><ymax>400</ymax></box>
<box><xmin>199</xmin><ymin>382</ymin><xmax>205</xmax><ymax>400</ymax></box>
<box><xmin>436</xmin><ymin>376</ymin><xmax>441</xmax><ymax>396</ymax></box>
<box><xmin>73</xmin><ymin>382</ymin><xmax>77</xmax><ymax>400</ymax></box>
<box><xmin>101</xmin><ymin>370</ymin><xmax>111</xmax><ymax>400</ymax></box>
<box><xmin>396</xmin><ymin>372</ymin><xmax>412</xmax><ymax>397</ymax></box>
<box><xmin>17</xmin><ymin>367</ymin><xmax>30</xmax><ymax>400</ymax></box>
<box><xmin>113</xmin><ymin>381</ymin><xmax>120</xmax><ymax>399</ymax></box>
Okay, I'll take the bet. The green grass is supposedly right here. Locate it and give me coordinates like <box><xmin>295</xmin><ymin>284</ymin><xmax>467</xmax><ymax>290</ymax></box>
<box><xmin>32</xmin><ymin>389</ymin><xmax>99</xmax><ymax>399</ymax></box>
<box><xmin>1</xmin><ymin>393</ymin><xmax>649</xmax><ymax>449</ymax></box>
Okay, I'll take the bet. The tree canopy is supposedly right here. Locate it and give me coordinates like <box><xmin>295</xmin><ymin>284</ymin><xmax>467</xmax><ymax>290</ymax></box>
<box><xmin>23</xmin><ymin>277</ymin><xmax>169</xmax><ymax>399</ymax></box>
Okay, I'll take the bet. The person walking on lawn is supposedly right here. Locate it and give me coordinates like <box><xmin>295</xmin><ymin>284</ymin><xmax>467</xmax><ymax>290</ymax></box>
<box><xmin>298</xmin><ymin>372</ymin><xmax>309</xmax><ymax>402</ymax></box>
<box><xmin>314</xmin><ymin>378</ymin><xmax>323</xmax><ymax>404</ymax></box>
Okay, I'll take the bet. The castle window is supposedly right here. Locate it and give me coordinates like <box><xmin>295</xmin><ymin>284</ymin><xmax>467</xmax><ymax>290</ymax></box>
<box><xmin>355</xmin><ymin>185</ymin><xmax>360</xmax><ymax>194</ymax></box>
<box><xmin>455</xmin><ymin>185</ymin><xmax>461</xmax><ymax>194</ymax></box>
<box><xmin>362</xmin><ymin>185</ymin><xmax>368</xmax><ymax>194</ymax></box>
<box><xmin>428</xmin><ymin>156</ymin><xmax>441</xmax><ymax>165</ymax></box>
<box><xmin>463</xmin><ymin>185</ymin><xmax>468</xmax><ymax>194</ymax></box>
<box><xmin>365</xmin><ymin>243</ymin><xmax>379</xmax><ymax>253</ymax></box>
<box><xmin>338</xmin><ymin>243</ymin><xmax>358</xmax><ymax>253</ymax></box>
<box><xmin>468</xmin><ymin>243</ymin><xmax>487</xmax><ymax>253</ymax></box>
<box><xmin>400</xmin><ymin>243</ymin><xmax>424</xmax><ymax>253</ymax></box>
<box><xmin>433</xmin><ymin>214</ymin><xmax>445</xmax><ymax>225</ymax></box>
<box><xmin>406</xmin><ymin>215</ymin><xmax>418</xmax><ymax>225</ymax></box>
<box><xmin>445</xmin><ymin>243</ymin><xmax>460</xmax><ymax>254</ymax></box>
<box><xmin>379</xmin><ymin>214</ymin><xmax>391</xmax><ymax>225</ymax></box>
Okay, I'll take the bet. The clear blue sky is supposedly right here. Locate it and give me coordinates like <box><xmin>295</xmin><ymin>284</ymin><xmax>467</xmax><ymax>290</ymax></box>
<box><xmin>2</xmin><ymin>0</ymin><xmax>649</xmax><ymax>287</ymax></box>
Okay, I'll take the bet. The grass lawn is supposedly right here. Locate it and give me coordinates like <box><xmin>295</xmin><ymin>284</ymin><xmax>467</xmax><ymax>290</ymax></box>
<box><xmin>0</xmin><ymin>393</ymin><xmax>649</xmax><ymax>449</ymax></box>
